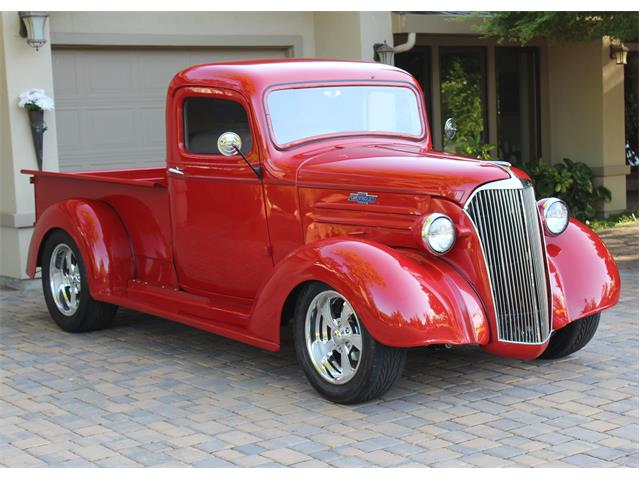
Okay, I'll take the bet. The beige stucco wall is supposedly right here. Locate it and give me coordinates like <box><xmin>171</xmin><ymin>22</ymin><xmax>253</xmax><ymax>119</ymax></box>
<box><xmin>314</xmin><ymin>12</ymin><xmax>392</xmax><ymax>61</ymax></box>
<box><xmin>392</xmin><ymin>12</ymin><xmax>481</xmax><ymax>35</ymax></box>
<box><xmin>50</xmin><ymin>11</ymin><xmax>317</xmax><ymax>57</ymax></box>
<box><xmin>547</xmin><ymin>38</ymin><xmax>628</xmax><ymax>214</ymax></box>
<box><xmin>0</xmin><ymin>11</ymin><xmax>59</xmax><ymax>281</ymax></box>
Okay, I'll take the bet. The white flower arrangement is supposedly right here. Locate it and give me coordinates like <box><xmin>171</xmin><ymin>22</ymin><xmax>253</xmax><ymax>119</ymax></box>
<box><xmin>18</xmin><ymin>89</ymin><xmax>55</xmax><ymax>112</ymax></box>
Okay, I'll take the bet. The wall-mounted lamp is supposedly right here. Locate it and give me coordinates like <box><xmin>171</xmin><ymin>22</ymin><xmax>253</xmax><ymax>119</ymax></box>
<box><xmin>610</xmin><ymin>38</ymin><xmax>629</xmax><ymax>65</ymax></box>
<box><xmin>373</xmin><ymin>41</ymin><xmax>396</xmax><ymax>65</ymax></box>
<box><xmin>373</xmin><ymin>33</ymin><xmax>416</xmax><ymax>66</ymax></box>
<box><xmin>19</xmin><ymin>11</ymin><xmax>49</xmax><ymax>51</ymax></box>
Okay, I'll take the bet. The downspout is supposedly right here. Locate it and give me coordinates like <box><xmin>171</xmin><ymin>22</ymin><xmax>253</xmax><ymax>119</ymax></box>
<box><xmin>393</xmin><ymin>32</ymin><xmax>416</xmax><ymax>55</ymax></box>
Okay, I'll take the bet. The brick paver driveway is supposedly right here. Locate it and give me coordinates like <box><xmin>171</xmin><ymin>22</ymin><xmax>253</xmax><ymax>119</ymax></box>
<box><xmin>1</xmin><ymin>231</ymin><xmax>638</xmax><ymax>467</ymax></box>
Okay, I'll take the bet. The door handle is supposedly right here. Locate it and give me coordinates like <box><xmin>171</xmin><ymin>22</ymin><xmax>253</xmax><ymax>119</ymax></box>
<box><xmin>168</xmin><ymin>167</ymin><xmax>184</xmax><ymax>175</ymax></box>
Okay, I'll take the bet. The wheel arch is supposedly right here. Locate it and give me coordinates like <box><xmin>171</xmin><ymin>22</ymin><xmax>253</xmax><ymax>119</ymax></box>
<box><xmin>546</xmin><ymin>219</ymin><xmax>620</xmax><ymax>330</ymax></box>
<box><xmin>280</xmin><ymin>280</ymin><xmax>315</xmax><ymax>326</ymax></box>
<box><xmin>27</xmin><ymin>199</ymin><xmax>134</xmax><ymax>298</ymax></box>
<box><xmin>249</xmin><ymin>237</ymin><xmax>490</xmax><ymax>349</ymax></box>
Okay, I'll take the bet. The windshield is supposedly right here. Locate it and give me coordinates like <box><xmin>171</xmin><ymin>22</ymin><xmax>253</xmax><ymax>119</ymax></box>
<box><xmin>266</xmin><ymin>85</ymin><xmax>423</xmax><ymax>146</ymax></box>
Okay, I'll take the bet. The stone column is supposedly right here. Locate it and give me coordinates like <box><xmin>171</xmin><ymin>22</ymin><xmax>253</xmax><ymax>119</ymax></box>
<box><xmin>0</xmin><ymin>12</ymin><xmax>59</xmax><ymax>287</ymax></box>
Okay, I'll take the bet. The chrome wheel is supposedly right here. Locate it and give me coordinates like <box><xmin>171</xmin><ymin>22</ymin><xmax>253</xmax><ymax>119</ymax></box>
<box><xmin>304</xmin><ymin>290</ymin><xmax>363</xmax><ymax>384</ymax></box>
<box><xmin>48</xmin><ymin>244</ymin><xmax>81</xmax><ymax>317</ymax></box>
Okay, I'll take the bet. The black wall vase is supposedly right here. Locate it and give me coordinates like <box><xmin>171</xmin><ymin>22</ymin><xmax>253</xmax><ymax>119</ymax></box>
<box><xmin>27</xmin><ymin>109</ymin><xmax>47</xmax><ymax>170</ymax></box>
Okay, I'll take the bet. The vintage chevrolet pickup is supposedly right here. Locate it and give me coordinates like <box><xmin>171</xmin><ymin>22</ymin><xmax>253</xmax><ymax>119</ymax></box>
<box><xmin>24</xmin><ymin>60</ymin><xmax>620</xmax><ymax>403</ymax></box>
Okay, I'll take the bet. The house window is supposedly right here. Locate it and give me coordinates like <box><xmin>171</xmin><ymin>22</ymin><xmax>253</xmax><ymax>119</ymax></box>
<box><xmin>496</xmin><ymin>47</ymin><xmax>541</xmax><ymax>163</ymax></box>
<box><xmin>183</xmin><ymin>97</ymin><xmax>253</xmax><ymax>155</ymax></box>
<box><xmin>394</xmin><ymin>35</ymin><xmax>545</xmax><ymax>159</ymax></box>
<box><xmin>439</xmin><ymin>47</ymin><xmax>488</xmax><ymax>152</ymax></box>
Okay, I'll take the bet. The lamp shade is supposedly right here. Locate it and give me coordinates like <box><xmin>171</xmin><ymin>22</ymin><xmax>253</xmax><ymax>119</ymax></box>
<box><xmin>19</xmin><ymin>12</ymin><xmax>49</xmax><ymax>51</ymax></box>
<box><xmin>609</xmin><ymin>38</ymin><xmax>629</xmax><ymax>65</ymax></box>
<box><xmin>374</xmin><ymin>42</ymin><xmax>395</xmax><ymax>66</ymax></box>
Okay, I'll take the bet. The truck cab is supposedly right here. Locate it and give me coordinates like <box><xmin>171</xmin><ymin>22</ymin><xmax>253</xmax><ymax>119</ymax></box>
<box><xmin>24</xmin><ymin>60</ymin><xmax>620</xmax><ymax>403</ymax></box>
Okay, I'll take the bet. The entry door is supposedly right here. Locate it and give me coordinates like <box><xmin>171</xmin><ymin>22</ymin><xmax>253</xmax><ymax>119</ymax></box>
<box><xmin>167</xmin><ymin>88</ymin><xmax>273</xmax><ymax>298</ymax></box>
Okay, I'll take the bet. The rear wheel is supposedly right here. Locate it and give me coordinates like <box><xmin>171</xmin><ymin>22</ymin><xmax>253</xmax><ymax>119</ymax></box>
<box><xmin>539</xmin><ymin>313</ymin><xmax>601</xmax><ymax>359</ymax></box>
<box><xmin>293</xmin><ymin>282</ymin><xmax>406</xmax><ymax>404</ymax></box>
<box><xmin>41</xmin><ymin>230</ymin><xmax>117</xmax><ymax>333</ymax></box>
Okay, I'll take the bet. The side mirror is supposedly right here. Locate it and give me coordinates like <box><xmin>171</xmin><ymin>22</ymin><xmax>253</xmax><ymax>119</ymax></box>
<box><xmin>217</xmin><ymin>130</ymin><xmax>262</xmax><ymax>179</ymax></box>
<box><xmin>217</xmin><ymin>131</ymin><xmax>242</xmax><ymax>156</ymax></box>
<box><xmin>443</xmin><ymin>117</ymin><xmax>457</xmax><ymax>145</ymax></box>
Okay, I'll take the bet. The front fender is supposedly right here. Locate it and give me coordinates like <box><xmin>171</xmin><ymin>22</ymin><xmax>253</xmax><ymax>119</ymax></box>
<box><xmin>546</xmin><ymin>218</ymin><xmax>621</xmax><ymax>330</ymax></box>
<box><xmin>249</xmin><ymin>238</ymin><xmax>490</xmax><ymax>348</ymax></box>
<box><xmin>27</xmin><ymin>199</ymin><xmax>133</xmax><ymax>297</ymax></box>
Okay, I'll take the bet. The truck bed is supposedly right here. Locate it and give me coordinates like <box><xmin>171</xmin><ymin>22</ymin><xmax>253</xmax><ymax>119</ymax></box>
<box><xmin>23</xmin><ymin>166</ymin><xmax>177</xmax><ymax>288</ymax></box>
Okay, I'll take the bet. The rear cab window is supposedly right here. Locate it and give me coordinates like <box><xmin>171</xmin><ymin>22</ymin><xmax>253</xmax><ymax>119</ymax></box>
<box><xmin>183</xmin><ymin>97</ymin><xmax>253</xmax><ymax>155</ymax></box>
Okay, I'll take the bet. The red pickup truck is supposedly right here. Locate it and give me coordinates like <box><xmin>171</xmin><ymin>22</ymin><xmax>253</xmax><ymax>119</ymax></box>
<box><xmin>24</xmin><ymin>60</ymin><xmax>620</xmax><ymax>403</ymax></box>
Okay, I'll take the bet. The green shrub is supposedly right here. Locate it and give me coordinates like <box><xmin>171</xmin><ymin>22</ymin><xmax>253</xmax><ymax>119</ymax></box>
<box><xmin>453</xmin><ymin>133</ymin><xmax>496</xmax><ymax>160</ymax></box>
<box><xmin>514</xmin><ymin>158</ymin><xmax>611</xmax><ymax>221</ymax></box>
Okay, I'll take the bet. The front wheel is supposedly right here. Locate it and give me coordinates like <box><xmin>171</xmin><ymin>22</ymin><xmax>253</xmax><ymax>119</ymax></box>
<box><xmin>293</xmin><ymin>282</ymin><xmax>406</xmax><ymax>404</ymax></box>
<box><xmin>41</xmin><ymin>230</ymin><xmax>118</xmax><ymax>333</ymax></box>
<box><xmin>539</xmin><ymin>313</ymin><xmax>601</xmax><ymax>359</ymax></box>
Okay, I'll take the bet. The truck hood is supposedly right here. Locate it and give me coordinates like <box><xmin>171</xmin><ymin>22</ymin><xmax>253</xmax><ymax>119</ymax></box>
<box><xmin>296</xmin><ymin>144</ymin><xmax>511</xmax><ymax>204</ymax></box>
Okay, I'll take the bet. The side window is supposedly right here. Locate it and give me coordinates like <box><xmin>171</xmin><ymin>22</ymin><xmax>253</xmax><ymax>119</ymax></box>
<box><xmin>183</xmin><ymin>97</ymin><xmax>253</xmax><ymax>155</ymax></box>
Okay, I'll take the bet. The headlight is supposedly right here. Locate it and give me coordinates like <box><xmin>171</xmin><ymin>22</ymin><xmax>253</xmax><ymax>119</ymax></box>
<box><xmin>540</xmin><ymin>198</ymin><xmax>569</xmax><ymax>235</ymax></box>
<box><xmin>421</xmin><ymin>213</ymin><xmax>456</xmax><ymax>254</ymax></box>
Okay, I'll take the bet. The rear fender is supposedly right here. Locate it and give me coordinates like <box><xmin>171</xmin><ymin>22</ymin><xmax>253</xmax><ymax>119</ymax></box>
<box><xmin>249</xmin><ymin>238</ymin><xmax>490</xmax><ymax>348</ymax></box>
<box><xmin>27</xmin><ymin>199</ymin><xmax>133</xmax><ymax>297</ymax></box>
<box><xmin>546</xmin><ymin>218</ymin><xmax>620</xmax><ymax>330</ymax></box>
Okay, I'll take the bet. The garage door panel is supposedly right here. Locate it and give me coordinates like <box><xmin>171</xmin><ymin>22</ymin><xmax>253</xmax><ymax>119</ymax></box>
<box><xmin>51</xmin><ymin>51</ymin><xmax>78</xmax><ymax>97</ymax></box>
<box><xmin>89</xmin><ymin>108</ymin><xmax>136</xmax><ymax>146</ymax></box>
<box><xmin>138</xmin><ymin>53</ymin><xmax>195</xmax><ymax>92</ymax></box>
<box><xmin>53</xmin><ymin>47</ymin><xmax>287</xmax><ymax>171</ymax></box>
<box><xmin>84</xmin><ymin>52</ymin><xmax>136</xmax><ymax>96</ymax></box>
<box><xmin>54</xmin><ymin>109</ymin><xmax>81</xmax><ymax>149</ymax></box>
<box><xmin>138</xmin><ymin>107</ymin><xmax>165</xmax><ymax>145</ymax></box>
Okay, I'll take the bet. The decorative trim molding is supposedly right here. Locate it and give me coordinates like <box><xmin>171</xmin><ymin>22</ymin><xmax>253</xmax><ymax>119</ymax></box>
<box><xmin>0</xmin><ymin>212</ymin><xmax>35</xmax><ymax>229</ymax></box>
<box><xmin>591</xmin><ymin>165</ymin><xmax>632</xmax><ymax>178</ymax></box>
<box><xmin>0</xmin><ymin>275</ymin><xmax>40</xmax><ymax>291</ymax></box>
<box><xmin>51</xmin><ymin>33</ymin><xmax>302</xmax><ymax>57</ymax></box>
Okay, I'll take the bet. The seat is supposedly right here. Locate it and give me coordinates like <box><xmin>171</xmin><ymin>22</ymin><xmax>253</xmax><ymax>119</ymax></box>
<box><xmin>189</xmin><ymin>128</ymin><xmax>252</xmax><ymax>154</ymax></box>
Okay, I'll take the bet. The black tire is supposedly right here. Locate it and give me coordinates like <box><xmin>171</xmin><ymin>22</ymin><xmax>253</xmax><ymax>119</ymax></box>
<box><xmin>539</xmin><ymin>313</ymin><xmax>601</xmax><ymax>359</ymax></box>
<box><xmin>41</xmin><ymin>230</ymin><xmax>118</xmax><ymax>333</ymax></box>
<box><xmin>293</xmin><ymin>282</ymin><xmax>406</xmax><ymax>404</ymax></box>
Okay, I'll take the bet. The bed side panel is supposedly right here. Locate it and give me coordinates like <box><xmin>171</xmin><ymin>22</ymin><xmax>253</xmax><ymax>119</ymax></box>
<box><xmin>31</xmin><ymin>173</ymin><xmax>177</xmax><ymax>287</ymax></box>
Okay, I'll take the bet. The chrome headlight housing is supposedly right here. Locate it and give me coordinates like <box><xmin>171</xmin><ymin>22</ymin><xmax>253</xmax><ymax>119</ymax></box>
<box><xmin>421</xmin><ymin>213</ymin><xmax>456</xmax><ymax>254</ymax></box>
<box><xmin>540</xmin><ymin>198</ymin><xmax>569</xmax><ymax>235</ymax></box>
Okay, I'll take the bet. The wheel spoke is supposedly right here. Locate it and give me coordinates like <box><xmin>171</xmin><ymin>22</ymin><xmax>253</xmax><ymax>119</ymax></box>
<box><xmin>65</xmin><ymin>249</ymin><xmax>73</xmax><ymax>273</ymax></box>
<box><xmin>340</xmin><ymin>344</ymin><xmax>353</xmax><ymax>378</ymax></box>
<box><xmin>346</xmin><ymin>333</ymin><xmax>362</xmax><ymax>351</ymax></box>
<box><xmin>69</xmin><ymin>286</ymin><xmax>77</xmax><ymax>306</ymax></box>
<box><xmin>58</xmin><ymin>284</ymin><xmax>69</xmax><ymax>305</ymax></box>
<box><xmin>339</xmin><ymin>301</ymin><xmax>354</xmax><ymax>328</ymax></box>
<box><xmin>320</xmin><ymin>298</ymin><xmax>335</xmax><ymax>326</ymax></box>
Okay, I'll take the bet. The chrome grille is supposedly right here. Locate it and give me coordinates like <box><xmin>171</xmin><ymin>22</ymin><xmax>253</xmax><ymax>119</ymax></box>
<box><xmin>466</xmin><ymin>182</ymin><xmax>550</xmax><ymax>344</ymax></box>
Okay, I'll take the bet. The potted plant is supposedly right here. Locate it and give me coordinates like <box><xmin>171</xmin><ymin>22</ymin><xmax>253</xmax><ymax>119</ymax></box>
<box><xmin>18</xmin><ymin>88</ymin><xmax>54</xmax><ymax>170</ymax></box>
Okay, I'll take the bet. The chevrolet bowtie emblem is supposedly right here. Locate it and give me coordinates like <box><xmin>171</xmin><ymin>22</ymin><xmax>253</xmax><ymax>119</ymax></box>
<box><xmin>348</xmin><ymin>192</ymin><xmax>378</xmax><ymax>205</ymax></box>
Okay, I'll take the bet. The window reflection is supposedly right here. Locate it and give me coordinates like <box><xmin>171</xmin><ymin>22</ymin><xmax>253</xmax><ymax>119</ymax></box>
<box><xmin>496</xmin><ymin>47</ymin><xmax>541</xmax><ymax>163</ymax></box>
<box><xmin>440</xmin><ymin>47</ymin><xmax>488</xmax><ymax>153</ymax></box>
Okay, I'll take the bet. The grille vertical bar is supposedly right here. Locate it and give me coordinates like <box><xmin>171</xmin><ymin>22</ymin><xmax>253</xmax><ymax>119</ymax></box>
<box><xmin>466</xmin><ymin>184</ymin><xmax>550</xmax><ymax>344</ymax></box>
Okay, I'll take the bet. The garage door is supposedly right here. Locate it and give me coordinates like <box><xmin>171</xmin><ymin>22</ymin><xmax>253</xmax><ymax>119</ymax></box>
<box><xmin>52</xmin><ymin>47</ymin><xmax>288</xmax><ymax>171</ymax></box>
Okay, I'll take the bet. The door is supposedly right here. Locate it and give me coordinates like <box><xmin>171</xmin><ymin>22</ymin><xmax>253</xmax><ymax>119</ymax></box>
<box><xmin>52</xmin><ymin>47</ymin><xmax>288</xmax><ymax>171</ymax></box>
<box><xmin>167</xmin><ymin>87</ymin><xmax>273</xmax><ymax>298</ymax></box>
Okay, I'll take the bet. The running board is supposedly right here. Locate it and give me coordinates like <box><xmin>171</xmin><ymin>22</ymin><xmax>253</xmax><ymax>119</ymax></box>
<box><xmin>95</xmin><ymin>281</ymin><xmax>279</xmax><ymax>352</ymax></box>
